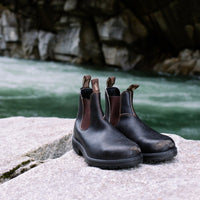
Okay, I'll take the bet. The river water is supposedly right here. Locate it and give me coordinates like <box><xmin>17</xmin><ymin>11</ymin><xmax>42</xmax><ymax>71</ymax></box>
<box><xmin>0</xmin><ymin>57</ymin><xmax>199</xmax><ymax>139</ymax></box>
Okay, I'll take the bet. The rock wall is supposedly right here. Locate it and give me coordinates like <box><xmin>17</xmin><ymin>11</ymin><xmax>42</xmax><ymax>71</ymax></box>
<box><xmin>1</xmin><ymin>0</ymin><xmax>200</xmax><ymax>75</ymax></box>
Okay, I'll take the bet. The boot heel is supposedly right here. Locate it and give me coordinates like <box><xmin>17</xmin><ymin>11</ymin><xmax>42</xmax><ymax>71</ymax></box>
<box><xmin>72</xmin><ymin>138</ymin><xmax>82</xmax><ymax>156</ymax></box>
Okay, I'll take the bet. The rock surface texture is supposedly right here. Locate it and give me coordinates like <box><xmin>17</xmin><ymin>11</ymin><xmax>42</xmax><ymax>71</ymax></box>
<box><xmin>0</xmin><ymin>117</ymin><xmax>74</xmax><ymax>183</ymax></box>
<box><xmin>154</xmin><ymin>49</ymin><xmax>200</xmax><ymax>76</ymax></box>
<box><xmin>1</xmin><ymin>0</ymin><xmax>200</xmax><ymax>75</ymax></box>
<box><xmin>0</xmin><ymin>117</ymin><xmax>200</xmax><ymax>200</ymax></box>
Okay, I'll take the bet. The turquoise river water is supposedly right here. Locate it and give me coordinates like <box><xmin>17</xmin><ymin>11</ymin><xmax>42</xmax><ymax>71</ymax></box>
<box><xmin>0</xmin><ymin>57</ymin><xmax>199</xmax><ymax>139</ymax></box>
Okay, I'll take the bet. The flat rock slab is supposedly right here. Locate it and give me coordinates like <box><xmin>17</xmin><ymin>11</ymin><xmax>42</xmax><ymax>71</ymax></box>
<box><xmin>0</xmin><ymin>118</ymin><xmax>200</xmax><ymax>200</ymax></box>
<box><xmin>0</xmin><ymin>117</ymin><xmax>74</xmax><ymax>180</ymax></box>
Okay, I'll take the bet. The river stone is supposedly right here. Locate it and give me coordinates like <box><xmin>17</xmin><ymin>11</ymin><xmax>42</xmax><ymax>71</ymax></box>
<box><xmin>178</xmin><ymin>49</ymin><xmax>193</xmax><ymax>61</ymax></box>
<box><xmin>102</xmin><ymin>44</ymin><xmax>143</xmax><ymax>70</ymax></box>
<box><xmin>64</xmin><ymin>0</ymin><xmax>78</xmax><ymax>12</ymax></box>
<box><xmin>1</xmin><ymin>10</ymin><xmax>17</xmax><ymax>27</ymax></box>
<box><xmin>38</xmin><ymin>31</ymin><xmax>55</xmax><ymax>60</ymax></box>
<box><xmin>153</xmin><ymin>48</ymin><xmax>200</xmax><ymax>75</ymax></box>
<box><xmin>0</xmin><ymin>130</ymin><xmax>200</xmax><ymax>200</ymax></box>
<box><xmin>97</xmin><ymin>10</ymin><xmax>147</xmax><ymax>44</ymax></box>
<box><xmin>22</xmin><ymin>30</ymin><xmax>39</xmax><ymax>59</ymax></box>
<box><xmin>0</xmin><ymin>10</ymin><xmax>19</xmax><ymax>42</ymax></box>
<box><xmin>3</xmin><ymin>27</ymin><xmax>19</xmax><ymax>42</ymax></box>
<box><xmin>0</xmin><ymin>36</ymin><xmax>6</xmax><ymax>50</ymax></box>
<box><xmin>53</xmin><ymin>27</ymin><xmax>81</xmax><ymax>58</ymax></box>
<box><xmin>0</xmin><ymin>117</ymin><xmax>74</xmax><ymax>182</ymax></box>
<box><xmin>191</xmin><ymin>59</ymin><xmax>200</xmax><ymax>76</ymax></box>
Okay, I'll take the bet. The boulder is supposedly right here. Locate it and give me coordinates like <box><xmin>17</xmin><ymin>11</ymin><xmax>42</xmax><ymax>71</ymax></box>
<box><xmin>102</xmin><ymin>44</ymin><xmax>143</xmax><ymax>70</ymax></box>
<box><xmin>0</xmin><ymin>117</ymin><xmax>74</xmax><ymax>183</ymax></box>
<box><xmin>0</xmin><ymin>10</ymin><xmax>19</xmax><ymax>42</ymax></box>
<box><xmin>0</xmin><ymin>117</ymin><xmax>199</xmax><ymax>200</ymax></box>
<box><xmin>38</xmin><ymin>31</ymin><xmax>55</xmax><ymax>60</ymax></box>
<box><xmin>97</xmin><ymin>10</ymin><xmax>147</xmax><ymax>44</ymax></box>
<box><xmin>1</xmin><ymin>10</ymin><xmax>17</xmax><ymax>27</ymax></box>
<box><xmin>22</xmin><ymin>30</ymin><xmax>39</xmax><ymax>59</ymax></box>
<box><xmin>79</xmin><ymin>20</ymin><xmax>104</xmax><ymax>65</ymax></box>
<box><xmin>178</xmin><ymin>49</ymin><xmax>193</xmax><ymax>61</ymax></box>
<box><xmin>0</xmin><ymin>35</ymin><xmax>6</xmax><ymax>50</ymax></box>
<box><xmin>64</xmin><ymin>0</ymin><xmax>78</xmax><ymax>12</ymax></box>
<box><xmin>53</xmin><ymin>26</ymin><xmax>81</xmax><ymax>61</ymax></box>
<box><xmin>53</xmin><ymin>16</ymin><xmax>103</xmax><ymax>65</ymax></box>
<box><xmin>2</xmin><ymin>27</ymin><xmax>19</xmax><ymax>42</ymax></box>
<box><xmin>190</xmin><ymin>59</ymin><xmax>200</xmax><ymax>76</ymax></box>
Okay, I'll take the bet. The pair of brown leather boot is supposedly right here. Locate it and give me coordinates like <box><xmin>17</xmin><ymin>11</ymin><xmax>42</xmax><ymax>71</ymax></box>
<box><xmin>72</xmin><ymin>75</ymin><xmax>177</xmax><ymax>169</ymax></box>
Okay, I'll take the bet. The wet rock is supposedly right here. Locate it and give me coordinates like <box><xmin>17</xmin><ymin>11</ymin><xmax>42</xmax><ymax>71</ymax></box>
<box><xmin>53</xmin><ymin>16</ymin><xmax>103</xmax><ymax>65</ymax></box>
<box><xmin>97</xmin><ymin>10</ymin><xmax>147</xmax><ymax>44</ymax></box>
<box><xmin>1</xmin><ymin>0</ymin><xmax>200</xmax><ymax>75</ymax></box>
<box><xmin>179</xmin><ymin>59</ymin><xmax>196</xmax><ymax>75</ymax></box>
<box><xmin>79</xmin><ymin>20</ymin><xmax>104</xmax><ymax>65</ymax></box>
<box><xmin>190</xmin><ymin>59</ymin><xmax>200</xmax><ymax>76</ymax></box>
<box><xmin>0</xmin><ymin>10</ymin><xmax>19</xmax><ymax>42</ymax></box>
<box><xmin>38</xmin><ymin>31</ymin><xmax>55</xmax><ymax>60</ymax></box>
<box><xmin>3</xmin><ymin>27</ymin><xmax>19</xmax><ymax>42</ymax></box>
<box><xmin>154</xmin><ymin>49</ymin><xmax>200</xmax><ymax>76</ymax></box>
<box><xmin>6</xmin><ymin>43</ymin><xmax>24</xmax><ymax>58</ymax></box>
<box><xmin>0</xmin><ymin>35</ymin><xmax>6</xmax><ymax>50</ymax></box>
<box><xmin>22</xmin><ymin>30</ymin><xmax>39</xmax><ymax>59</ymax></box>
<box><xmin>102</xmin><ymin>44</ymin><xmax>143</xmax><ymax>70</ymax></box>
<box><xmin>64</xmin><ymin>0</ymin><xmax>78</xmax><ymax>12</ymax></box>
<box><xmin>178</xmin><ymin>49</ymin><xmax>193</xmax><ymax>61</ymax></box>
<box><xmin>1</xmin><ymin>10</ymin><xmax>17</xmax><ymax>27</ymax></box>
<box><xmin>53</xmin><ymin>27</ymin><xmax>81</xmax><ymax>62</ymax></box>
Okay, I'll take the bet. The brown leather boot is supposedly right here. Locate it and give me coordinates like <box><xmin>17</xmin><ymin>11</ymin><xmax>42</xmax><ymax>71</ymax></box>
<box><xmin>72</xmin><ymin>75</ymin><xmax>142</xmax><ymax>169</ymax></box>
<box><xmin>105</xmin><ymin>76</ymin><xmax>177</xmax><ymax>162</ymax></box>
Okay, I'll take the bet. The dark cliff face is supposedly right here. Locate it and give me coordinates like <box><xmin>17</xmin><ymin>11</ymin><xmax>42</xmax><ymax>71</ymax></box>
<box><xmin>0</xmin><ymin>0</ymin><xmax>200</xmax><ymax>76</ymax></box>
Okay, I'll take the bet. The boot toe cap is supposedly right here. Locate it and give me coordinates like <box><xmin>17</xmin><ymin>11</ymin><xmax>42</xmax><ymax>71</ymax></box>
<box><xmin>100</xmin><ymin>144</ymin><xmax>141</xmax><ymax>160</ymax></box>
<box><xmin>152</xmin><ymin>139</ymin><xmax>175</xmax><ymax>152</ymax></box>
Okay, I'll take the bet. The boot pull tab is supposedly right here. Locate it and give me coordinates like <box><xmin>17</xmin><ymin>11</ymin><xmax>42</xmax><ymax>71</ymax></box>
<box><xmin>91</xmin><ymin>79</ymin><xmax>100</xmax><ymax>93</ymax></box>
<box><xmin>82</xmin><ymin>75</ymin><xmax>91</xmax><ymax>88</ymax></box>
<box><xmin>127</xmin><ymin>84</ymin><xmax>139</xmax><ymax>91</ymax></box>
<box><xmin>107</xmin><ymin>76</ymin><xmax>116</xmax><ymax>88</ymax></box>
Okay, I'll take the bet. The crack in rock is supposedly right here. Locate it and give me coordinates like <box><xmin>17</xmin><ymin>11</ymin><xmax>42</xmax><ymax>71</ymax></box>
<box><xmin>26</xmin><ymin>134</ymin><xmax>72</xmax><ymax>160</ymax></box>
<box><xmin>0</xmin><ymin>134</ymin><xmax>72</xmax><ymax>184</ymax></box>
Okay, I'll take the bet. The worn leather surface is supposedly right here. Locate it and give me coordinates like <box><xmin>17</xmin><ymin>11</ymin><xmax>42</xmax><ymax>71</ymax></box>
<box><xmin>105</xmin><ymin>84</ymin><xmax>176</xmax><ymax>154</ymax></box>
<box><xmin>73</xmin><ymin>86</ymin><xmax>142</xmax><ymax>160</ymax></box>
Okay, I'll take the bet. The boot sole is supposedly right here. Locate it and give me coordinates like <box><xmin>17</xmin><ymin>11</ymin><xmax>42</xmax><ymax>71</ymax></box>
<box><xmin>143</xmin><ymin>147</ymin><xmax>177</xmax><ymax>163</ymax></box>
<box><xmin>72</xmin><ymin>137</ymin><xmax>143</xmax><ymax>169</ymax></box>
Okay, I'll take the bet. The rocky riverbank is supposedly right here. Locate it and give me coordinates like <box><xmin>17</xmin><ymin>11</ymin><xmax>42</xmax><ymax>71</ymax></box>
<box><xmin>0</xmin><ymin>117</ymin><xmax>200</xmax><ymax>200</ymax></box>
<box><xmin>1</xmin><ymin>1</ymin><xmax>200</xmax><ymax>76</ymax></box>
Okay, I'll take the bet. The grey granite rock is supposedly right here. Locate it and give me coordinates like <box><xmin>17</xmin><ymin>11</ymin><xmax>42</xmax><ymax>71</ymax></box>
<box><xmin>3</xmin><ymin>27</ymin><xmax>19</xmax><ymax>42</ymax></box>
<box><xmin>0</xmin><ymin>35</ymin><xmax>6</xmax><ymax>50</ymax></box>
<box><xmin>0</xmin><ymin>10</ymin><xmax>19</xmax><ymax>42</ymax></box>
<box><xmin>53</xmin><ymin>27</ymin><xmax>81</xmax><ymax>58</ymax></box>
<box><xmin>64</xmin><ymin>0</ymin><xmax>78</xmax><ymax>12</ymax></box>
<box><xmin>1</xmin><ymin>10</ymin><xmax>17</xmax><ymax>27</ymax></box>
<box><xmin>0</xmin><ymin>117</ymin><xmax>74</xmax><ymax>183</ymax></box>
<box><xmin>153</xmin><ymin>48</ymin><xmax>200</xmax><ymax>76</ymax></box>
<box><xmin>102</xmin><ymin>44</ymin><xmax>143</xmax><ymax>70</ymax></box>
<box><xmin>22</xmin><ymin>30</ymin><xmax>39</xmax><ymax>59</ymax></box>
<box><xmin>38</xmin><ymin>31</ymin><xmax>55</xmax><ymax>60</ymax></box>
<box><xmin>97</xmin><ymin>10</ymin><xmax>147</xmax><ymax>44</ymax></box>
<box><xmin>0</xmin><ymin>117</ymin><xmax>200</xmax><ymax>200</ymax></box>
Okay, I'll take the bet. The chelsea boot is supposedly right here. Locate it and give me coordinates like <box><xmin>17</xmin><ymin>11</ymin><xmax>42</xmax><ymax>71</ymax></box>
<box><xmin>72</xmin><ymin>75</ymin><xmax>143</xmax><ymax>169</ymax></box>
<box><xmin>105</xmin><ymin>76</ymin><xmax>177</xmax><ymax>162</ymax></box>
